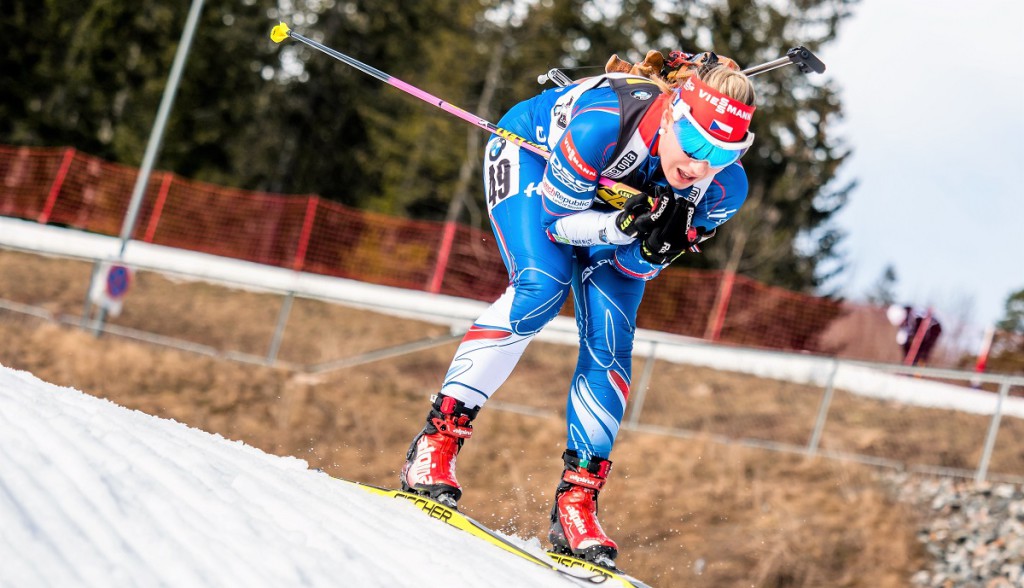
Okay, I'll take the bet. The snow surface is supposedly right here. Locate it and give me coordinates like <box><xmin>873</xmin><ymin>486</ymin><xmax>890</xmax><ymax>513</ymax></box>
<box><xmin>0</xmin><ymin>364</ymin><xmax>590</xmax><ymax>588</ymax></box>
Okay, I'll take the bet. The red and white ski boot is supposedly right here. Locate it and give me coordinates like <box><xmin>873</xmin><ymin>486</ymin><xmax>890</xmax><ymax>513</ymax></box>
<box><xmin>400</xmin><ymin>394</ymin><xmax>478</xmax><ymax>509</ymax></box>
<box><xmin>548</xmin><ymin>450</ymin><xmax>618</xmax><ymax>569</ymax></box>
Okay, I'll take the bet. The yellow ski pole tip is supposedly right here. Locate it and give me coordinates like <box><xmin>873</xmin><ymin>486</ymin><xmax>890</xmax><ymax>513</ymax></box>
<box><xmin>270</xmin><ymin>22</ymin><xmax>290</xmax><ymax>43</ymax></box>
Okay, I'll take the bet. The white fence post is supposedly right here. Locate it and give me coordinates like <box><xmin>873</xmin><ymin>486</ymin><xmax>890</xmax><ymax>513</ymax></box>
<box><xmin>807</xmin><ymin>358</ymin><xmax>840</xmax><ymax>455</ymax></box>
<box><xmin>627</xmin><ymin>342</ymin><xmax>658</xmax><ymax>428</ymax></box>
<box><xmin>266</xmin><ymin>291</ymin><xmax>295</xmax><ymax>365</ymax></box>
<box><xmin>975</xmin><ymin>378</ymin><xmax>1011</xmax><ymax>484</ymax></box>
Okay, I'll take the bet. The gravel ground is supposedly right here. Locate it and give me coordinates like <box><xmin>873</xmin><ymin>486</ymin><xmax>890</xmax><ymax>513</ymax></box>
<box><xmin>885</xmin><ymin>473</ymin><xmax>1024</xmax><ymax>587</ymax></box>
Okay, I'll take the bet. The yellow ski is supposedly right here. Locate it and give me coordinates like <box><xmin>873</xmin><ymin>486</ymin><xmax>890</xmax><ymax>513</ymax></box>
<box><xmin>334</xmin><ymin>478</ymin><xmax>651</xmax><ymax>587</ymax></box>
<box><xmin>547</xmin><ymin>551</ymin><xmax>652</xmax><ymax>588</ymax></box>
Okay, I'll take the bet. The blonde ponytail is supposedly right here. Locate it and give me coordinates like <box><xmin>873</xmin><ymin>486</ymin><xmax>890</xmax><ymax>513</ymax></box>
<box><xmin>605</xmin><ymin>50</ymin><xmax>755</xmax><ymax>104</ymax></box>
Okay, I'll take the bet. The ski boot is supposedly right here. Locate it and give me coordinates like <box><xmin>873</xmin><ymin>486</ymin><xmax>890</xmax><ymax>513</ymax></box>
<box><xmin>548</xmin><ymin>450</ymin><xmax>618</xmax><ymax>569</ymax></box>
<box><xmin>400</xmin><ymin>393</ymin><xmax>479</xmax><ymax>509</ymax></box>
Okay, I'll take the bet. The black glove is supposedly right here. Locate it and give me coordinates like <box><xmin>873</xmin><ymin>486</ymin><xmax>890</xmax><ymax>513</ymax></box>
<box><xmin>615</xmin><ymin>185</ymin><xmax>677</xmax><ymax>238</ymax></box>
<box><xmin>638</xmin><ymin>200</ymin><xmax>706</xmax><ymax>265</ymax></box>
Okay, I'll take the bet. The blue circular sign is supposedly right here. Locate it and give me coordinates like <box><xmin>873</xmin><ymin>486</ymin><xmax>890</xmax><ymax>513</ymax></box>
<box><xmin>106</xmin><ymin>265</ymin><xmax>131</xmax><ymax>299</ymax></box>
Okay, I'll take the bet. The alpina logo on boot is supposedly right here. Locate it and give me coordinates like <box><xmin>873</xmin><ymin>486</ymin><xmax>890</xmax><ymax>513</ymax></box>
<box><xmin>564</xmin><ymin>471</ymin><xmax>604</xmax><ymax>490</ymax></box>
<box><xmin>408</xmin><ymin>439</ymin><xmax>437</xmax><ymax>483</ymax></box>
<box><xmin>565</xmin><ymin>504</ymin><xmax>589</xmax><ymax>536</ymax></box>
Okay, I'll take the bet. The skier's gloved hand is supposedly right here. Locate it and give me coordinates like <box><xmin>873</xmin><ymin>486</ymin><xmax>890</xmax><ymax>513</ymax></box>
<box><xmin>615</xmin><ymin>185</ymin><xmax>677</xmax><ymax>238</ymax></box>
<box><xmin>638</xmin><ymin>199</ymin><xmax>706</xmax><ymax>265</ymax></box>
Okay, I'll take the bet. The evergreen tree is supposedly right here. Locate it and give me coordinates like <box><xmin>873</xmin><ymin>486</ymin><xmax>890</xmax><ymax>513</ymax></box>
<box><xmin>470</xmin><ymin>0</ymin><xmax>858</xmax><ymax>293</ymax></box>
<box><xmin>253</xmin><ymin>0</ymin><xmax>503</xmax><ymax>212</ymax></box>
<box><xmin>988</xmin><ymin>287</ymin><xmax>1024</xmax><ymax>375</ymax></box>
<box><xmin>355</xmin><ymin>0</ymin><xmax>495</xmax><ymax>218</ymax></box>
<box><xmin>628</xmin><ymin>0</ymin><xmax>857</xmax><ymax>294</ymax></box>
<box><xmin>2</xmin><ymin>0</ymin><xmax>858</xmax><ymax>294</ymax></box>
<box><xmin>996</xmin><ymin>288</ymin><xmax>1024</xmax><ymax>334</ymax></box>
<box><xmin>0</xmin><ymin>0</ymin><xmax>305</xmax><ymax>188</ymax></box>
<box><xmin>1</xmin><ymin>0</ymin><xmax>187</xmax><ymax>161</ymax></box>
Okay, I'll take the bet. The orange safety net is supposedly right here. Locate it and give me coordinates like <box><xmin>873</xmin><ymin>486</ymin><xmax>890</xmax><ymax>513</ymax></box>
<box><xmin>0</xmin><ymin>144</ymin><xmax>886</xmax><ymax>359</ymax></box>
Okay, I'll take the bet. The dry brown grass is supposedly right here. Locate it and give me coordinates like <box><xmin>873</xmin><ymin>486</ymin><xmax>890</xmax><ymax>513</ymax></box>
<box><xmin>0</xmin><ymin>249</ymin><xmax>935</xmax><ymax>586</ymax></box>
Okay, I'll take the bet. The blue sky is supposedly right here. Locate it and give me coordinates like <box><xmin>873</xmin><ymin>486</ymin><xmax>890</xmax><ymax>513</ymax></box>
<box><xmin>819</xmin><ymin>0</ymin><xmax>1024</xmax><ymax>334</ymax></box>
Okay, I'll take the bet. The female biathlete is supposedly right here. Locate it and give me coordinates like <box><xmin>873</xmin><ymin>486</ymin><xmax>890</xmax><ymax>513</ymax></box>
<box><xmin>400</xmin><ymin>51</ymin><xmax>757</xmax><ymax>569</ymax></box>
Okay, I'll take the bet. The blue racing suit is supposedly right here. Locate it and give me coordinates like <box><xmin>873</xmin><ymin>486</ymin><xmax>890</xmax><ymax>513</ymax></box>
<box><xmin>442</xmin><ymin>74</ymin><xmax>748</xmax><ymax>460</ymax></box>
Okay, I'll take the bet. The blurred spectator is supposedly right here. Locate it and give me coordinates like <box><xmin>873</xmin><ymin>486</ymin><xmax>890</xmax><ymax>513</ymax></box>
<box><xmin>887</xmin><ymin>305</ymin><xmax>942</xmax><ymax>365</ymax></box>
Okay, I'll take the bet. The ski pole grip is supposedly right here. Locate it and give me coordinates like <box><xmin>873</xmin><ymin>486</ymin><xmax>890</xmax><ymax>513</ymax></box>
<box><xmin>787</xmin><ymin>46</ymin><xmax>826</xmax><ymax>74</ymax></box>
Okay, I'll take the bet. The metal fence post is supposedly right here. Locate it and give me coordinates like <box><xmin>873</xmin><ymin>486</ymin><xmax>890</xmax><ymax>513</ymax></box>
<box><xmin>807</xmin><ymin>358</ymin><xmax>840</xmax><ymax>454</ymax></box>
<box><xmin>266</xmin><ymin>291</ymin><xmax>295</xmax><ymax>365</ymax></box>
<box><xmin>626</xmin><ymin>342</ymin><xmax>658</xmax><ymax>428</ymax></box>
<box><xmin>81</xmin><ymin>0</ymin><xmax>206</xmax><ymax>336</ymax></box>
<box><xmin>975</xmin><ymin>378</ymin><xmax>1011</xmax><ymax>484</ymax></box>
<box><xmin>80</xmin><ymin>262</ymin><xmax>106</xmax><ymax>330</ymax></box>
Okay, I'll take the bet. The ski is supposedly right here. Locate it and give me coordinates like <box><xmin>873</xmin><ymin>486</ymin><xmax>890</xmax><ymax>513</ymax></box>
<box><xmin>547</xmin><ymin>551</ymin><xmax>653</xmax><ymax>588</ymax></box>
<box><xmin>332</xmin><ymin>477</ymin><xmax>651</xmax><ymax>587</ymax></box>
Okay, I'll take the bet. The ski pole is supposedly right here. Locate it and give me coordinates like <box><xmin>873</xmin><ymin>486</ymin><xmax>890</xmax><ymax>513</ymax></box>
<box><xmin>269</xmin><ymin>22</ymin><xmax>638</xmax><ymax>199</ymax></box>
<box><xmin>270</xmin><ymin>22</ymin><xmax>553</xmax><ymax>159</ymax></box>
<box><xmin>540</xmin><ymin>48</ymin><xmax>826</xmax><ymax>88</ymax></box>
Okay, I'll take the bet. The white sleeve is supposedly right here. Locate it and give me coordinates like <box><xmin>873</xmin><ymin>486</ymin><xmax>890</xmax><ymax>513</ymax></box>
<box><xmin>896</xmin><ymin>329</ymin><xmax>909</xmax><ymax>345</ymax></box>
<box><xmin>549</xmin><ymin>210</ymin><xmax>634</xmax><ymax>246</ymax></box>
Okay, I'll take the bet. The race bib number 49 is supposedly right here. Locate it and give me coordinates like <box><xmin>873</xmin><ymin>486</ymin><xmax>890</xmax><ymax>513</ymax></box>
<box><xmin>485</xmin><ymin>137</ymin><xmax>519</xmax><ymax>209</ymax></box>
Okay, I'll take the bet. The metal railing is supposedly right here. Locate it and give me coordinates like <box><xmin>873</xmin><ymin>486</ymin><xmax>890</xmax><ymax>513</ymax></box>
<box><xmin>2</xmin><ymin>243</ymin><xmax>1022</xmax><ymax>485</ymax></box>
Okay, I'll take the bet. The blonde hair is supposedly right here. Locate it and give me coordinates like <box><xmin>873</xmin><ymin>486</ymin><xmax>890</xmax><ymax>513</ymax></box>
<box><xmin>610</xmin><ymin>57</ymin><xmax>757</xmax><ymax>107</ymax></box>
<box><xmin>700</xmin><ymin>65</ymin><xmax>756</xmax><ymax>106</ymax></box>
